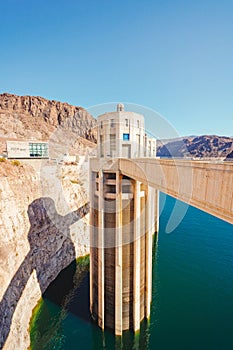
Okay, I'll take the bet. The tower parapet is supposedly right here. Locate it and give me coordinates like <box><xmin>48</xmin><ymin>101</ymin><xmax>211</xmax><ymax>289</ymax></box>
<box><xmin>97</xmin><ymin>104</ymin><xmax>156</xmax><ymax>159</ymax></box>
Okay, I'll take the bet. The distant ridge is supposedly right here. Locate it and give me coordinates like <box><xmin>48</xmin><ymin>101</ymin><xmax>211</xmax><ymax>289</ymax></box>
<box><xmin>157</xmin><ymin>135</ymin><xmax>233</xmax><ymax>159</ymax></box>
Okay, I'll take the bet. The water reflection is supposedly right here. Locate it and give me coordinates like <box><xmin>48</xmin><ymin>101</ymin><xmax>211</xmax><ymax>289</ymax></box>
<box><xmin>91</xmin><ymin>319</ymin><xmax>150</xmax><ymax>350</ymax></box>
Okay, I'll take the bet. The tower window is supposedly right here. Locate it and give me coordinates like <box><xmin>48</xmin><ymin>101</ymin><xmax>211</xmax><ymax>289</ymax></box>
<box><xmin>100</xmin><ymin>135</ymin><xmax>104</xmax><ymax>157</ymax></box>
<box><xmin>110</xmin><ymin>134</ymin><xmax>116</xmax><ymax>156</ymax></box>
<box><xmin>100</xmin><ymin>121</ymin><xmax>103</xmax><ymax>128</ymax></box>
<box><xmin>137</xmin><ymin>120</ymin><xmax>140</xmax><ymax>128</ymax></box>
<box><xmin>110</xmin><ymin>119</ymin><xmax>115</xmax><ymax>127</ymax></box>
<box><xmin>123</xmin><ymin>133</ymin><xmax>130</xmax><ymax>141</ymax></box>
<box><xmin>125</xmin><ymin>119</ymin><xmax>129</xmax><ymax>127</ymax></box>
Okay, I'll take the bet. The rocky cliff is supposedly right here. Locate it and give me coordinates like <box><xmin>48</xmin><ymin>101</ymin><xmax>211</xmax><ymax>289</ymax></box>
<box><xmin>0</xmin><ymin>93</ymin><xmax>96</xmax><ymax>350</ymax></box>
<box><xmin>0</xmin><ymin>93</ymin><xmax>97</xmax><ymax>154</ymax></box>
<box><xmin>157</xmin><ymin>135</ymin><xmax>233</xmax><ymax>159</ymax></box>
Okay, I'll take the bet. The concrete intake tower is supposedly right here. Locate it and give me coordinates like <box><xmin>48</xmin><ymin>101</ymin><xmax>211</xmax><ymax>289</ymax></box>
<box><xmin>89</xmin><ymin>104</ymin><xmax>158</xmax><ymax>335</ymax></box>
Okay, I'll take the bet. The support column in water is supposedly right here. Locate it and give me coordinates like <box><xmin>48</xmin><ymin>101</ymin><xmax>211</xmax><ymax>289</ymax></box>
<box><xmin>90</xmin><ymin>167</ymin><xmax>158</xmax><ymax>335</ymax></box>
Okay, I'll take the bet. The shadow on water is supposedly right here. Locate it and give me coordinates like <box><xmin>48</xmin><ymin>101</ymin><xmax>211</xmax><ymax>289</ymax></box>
<box><xmin>30</xmin><ymin>256</ymin><xmax>91</xmax><ymax>350</ymax></box>
<box><xmin>0</xmin><ymin>197</ymin><xmax>89</xmax><ymax>349</ymax></box>
<box><xmin>42</xmin><ymin>257</ymin><xmax>91</xmax><ymax>323</ymax></box>
<box><xmin>90</xmin><ymin>319</ymin><xmax>150</xmax><ymax>350</ymax></box>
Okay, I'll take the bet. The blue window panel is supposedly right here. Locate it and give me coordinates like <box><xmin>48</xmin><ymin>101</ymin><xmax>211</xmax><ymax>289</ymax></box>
<box><xmin>123</xmin><ymin>133</ymin><xmax>130</xmax><ymax>141</ymax></box>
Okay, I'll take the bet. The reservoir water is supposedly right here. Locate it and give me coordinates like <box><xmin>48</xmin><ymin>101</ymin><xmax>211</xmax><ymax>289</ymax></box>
<box><xmin>30</xmin><ymin>194</ymin><xmax>233</xmax><ymax>350</ymax></box>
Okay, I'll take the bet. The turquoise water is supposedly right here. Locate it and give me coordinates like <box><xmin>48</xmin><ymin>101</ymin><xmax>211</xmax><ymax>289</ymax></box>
<box><xmin>30</xmin><ymin>194</ymin><xmax>233</xmax><ymax>350</ymax></box>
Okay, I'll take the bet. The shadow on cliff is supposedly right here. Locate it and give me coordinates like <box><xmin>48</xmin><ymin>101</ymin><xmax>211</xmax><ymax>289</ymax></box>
<box><xmin>0</xmin><ymin>197</ymin><xmax>89</xmax><ymax>349</ymax></box>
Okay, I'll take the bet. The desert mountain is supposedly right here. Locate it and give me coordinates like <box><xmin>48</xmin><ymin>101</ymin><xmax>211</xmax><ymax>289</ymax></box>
<box><xmin>157</xmin><ymin>135</ymin><xmax>233</xmax><ymax>159</ymax></box>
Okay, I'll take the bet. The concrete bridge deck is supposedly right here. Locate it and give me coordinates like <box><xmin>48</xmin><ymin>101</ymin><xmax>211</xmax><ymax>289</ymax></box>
<box><xmin>120</xmin><ymin>158</ymin><xmax>233</xmax><ymax>225</ymax></box>
<box><xmin>90</xmin><ymin>158</ymin><xmax>233</xmax><ymax>225</ymax></box>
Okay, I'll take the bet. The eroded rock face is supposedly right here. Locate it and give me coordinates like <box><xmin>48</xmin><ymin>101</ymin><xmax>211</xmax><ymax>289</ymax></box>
<box><xmin>0</xmin><ymin>158</ymin><xmax>91</xmax><ymax>350</ymax></box>
<box><xmin>0</xmin><ymin>93</ymin><xmax>96</xmax><ymax>140</ymax></box>
<box><xmin>0</xmin><ymin>93</ymin><xmax>97</xmax><ymax>156</ymax></box>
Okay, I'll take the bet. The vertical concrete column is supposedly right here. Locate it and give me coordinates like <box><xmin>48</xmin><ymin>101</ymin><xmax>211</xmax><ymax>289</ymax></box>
<box><xmin>140</xmin><ymin>184</ymin><xmax>146</xmax><ymax>320</ymax></box>
<box><xmin>115</xmin><ymin>172</ymin><xmax>123</xmax><ymax>335</ymax></box>
<box><xmin>145</xmin><ymin>186</ymin><xmax>154</xmax><ymax>318</ymax></box>
<box><xmin>148</xmin><ymin>187</ymin><xmax>159</xmax><ymax>234</ymax></box>
<box><xmin>98</xmin><ymin>170</ymin><xmax>105</xmax><ymax>329</ymax></box>
<box><xmin>145</xmin><ymin>187</ymin><xmax>159</xmax><ymax>318</ymax></box>
<box><xmin>133</xmin><ymin>180</ymin><xmax>141</xmax><ymax>332</ymax></box>
<box><xmin>155</xmin><ymin>189</ymin><xmax>159</xmax><ymax>233</ymax></box>
<box><xmin>89</xmin><ymin>171</ymin><xmax>94</xmax><ymax>315</ymax></box>
<box><xmin>150</xmin><ymin>187</ymin><xmax>155</xmax><ymax>235</ymax></box>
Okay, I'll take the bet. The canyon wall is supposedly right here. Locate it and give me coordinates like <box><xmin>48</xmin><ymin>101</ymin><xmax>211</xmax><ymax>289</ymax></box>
<box><xmin>0</xmin><ymin>157</ymin><xmax>91</xmax><ymax>350</ymax></box>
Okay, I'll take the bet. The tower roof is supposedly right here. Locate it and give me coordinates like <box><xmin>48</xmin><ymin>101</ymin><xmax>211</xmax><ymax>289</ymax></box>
<box><xmin>117</xmin><ymin>103</ymin><xmax>124</xmax><ymax>112</ymax></box>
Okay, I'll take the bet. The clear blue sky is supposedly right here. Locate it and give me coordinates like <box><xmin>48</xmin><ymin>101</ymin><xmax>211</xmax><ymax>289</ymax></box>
<box><xmin>0</xmin><ymin>0</ymin><xmax>233</xmax><ymax>137</ymax></box>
